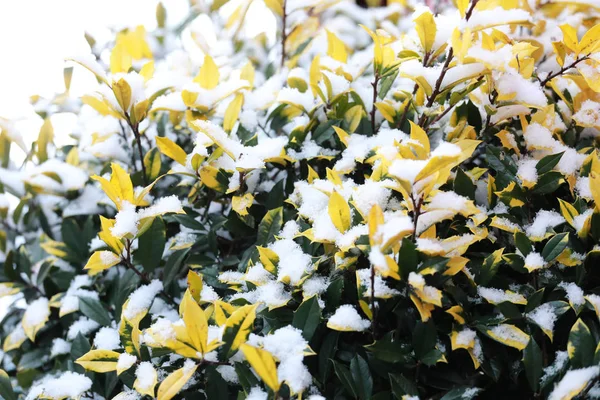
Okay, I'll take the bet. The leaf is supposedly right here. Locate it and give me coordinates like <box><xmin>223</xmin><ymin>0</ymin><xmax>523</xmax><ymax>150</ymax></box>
<box><xmin>157</xmin><ymin>363</ymin><xmax>198</xmax><ymax>400</ymax></box>
<box><xmin>182</xmin><ymin>290</ymin><xmax>209</xmax><ymax>355</ymax></box>
<box><xmin>413</xmin><ymin>321</ymin><xmax>436</xmax><ymax>360</ymax></box>
<box><xmin>440</xmin><ymin>387</ymin><xmax>481</xmax><ymax>400</ymax></box>
<box><xmin>136</xmin><ymin>217</ymin><xmax>166</xmax><ymax>273</ymax></box>
<box><xmin>523</xmin><ymin>338</ymin><xmax>543</xmax><ymax>392</ymax></box>
<box><xmin>292</xmin><ymin>295</ymin><xmax>321</xmax><ymax>341</ymax></box>
<box><xmin>195</xmin><ymin>54</ymin><xmax>220</xmax><ymax>89</ymax></box>
<box><xmin>144</xmin><ymin>147</ymin><xmax>162</xmax><ymax>181</ymax></box>
<box><xmin>328</xmin><ymin>191</ymin><xmax>351</xmax><ymax>233</ymax></box>
<box><xmin>257</xmin><ymin>207</ymin><xmax>283</xmax><ymax>245</ymax></box>
<box><xmin>414</xmin><ymin>11</ymin><xmax>437</xmax><ymax>54</ymax></box>
<box><xmin>22</xmin><ymin>299</ymin><xmax>50</xmax><ymax>342</ymax></box>
<box><xmin>389</xmin><ymin>373</ymin><xmax>418</xmax><ymax>398</ymax></box>
<box><xmin>590</xmin><ymin>171</ymin><xmax>600</xmax><ymax>211</ymax></box>
<box><xmin>156</xmin><ymin>136</ymin><xmax>188</xmax><ymax>166</ymax></box>
<box><xmin>240</xmin><ymin>344</ymin><xmax>280</xmax><ymax>392</ymax></box>
<box><xmin>36</xmin><ymin>118</ymin><xmax>53</xmax><ymax>163</ymax></box>
<box><xmin>478</xmin><ymin>248</ymin><xmax>504</xmax><ymax>286</ymax></box>
<box><xmin>514</xmin><ymin>232</ymin><xmax>533</xmax><ymax>256</ymax></box>
<box><xmin>79</xmin><ymin>297</ymin><xmax>112</xmax><ymax>326</ymax></box>
<box><xmin>350</xmin><ymin>355</ymin><xmax>373</xmax><ymax>400</ymax></box>
<box><xmin>326</xmin><ymin>30</ymin><xmax>348</xmax><ymax>63</ymax></box>
<box><xmin>224</xmin><ymin>93</ymin><xmax>244</xmax><ymax>132</ymax></box>
<box><xmin>0</xmin><ymin>370</ymin><xmax>17</xmax><ymax>400</ymax></box>
<box><xmin>134</xmin><ymin>364</ymin><xmax>157</xmax><ymax>397</ymax></box>
<box><xmin>532</xmin><ymin>171</ymin><xmax>564</xmax><ymax>194</ymax></box>
<box><xmin>75</xmin><ymin>349</ymin><xmax>120</xmax><ymax>373</ymax></box>
<box><xmin>536</xmin><ymin>152</ymin><xmax>564</xmax><ymax>174</ymax></box>
<box><xmin>542</xmin><ymin>233</ymin><xmax>569</xmax><ymax>262</ymax></box>
<box><xmin>333</xmin><ymin>361</ymin><xmax>358</xmax><ymax>398</ymax></box>
<box><xmin>568</xmin><ymin>318</ymin><xmax>595</xmax><ymax>368</ymax></box>
<box><xmin>221</xmin><ymin>304</ymin><xmax>258</xmax><ymax>357</ymax></box>
<box><xmin>163</xmin><ymin>249</ymin><xmax>190</xmax><ymax>286</ymax></box>
<box><xmin>485</xmin><ymin>324</ymin><xmax>530</xmax><ymax>350</ymax></box>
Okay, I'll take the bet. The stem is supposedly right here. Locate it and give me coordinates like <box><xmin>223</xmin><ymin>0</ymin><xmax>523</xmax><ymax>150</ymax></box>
<box><xmin>370</xmin><ymin>74</ymin><xmax>380</xmax><ymax>135</ymax></box>
<box><xmin>280</xmin><ymin>0</ymin><xmax>288</xmax><ymax>68</ymax></box>
<box><xmin>124</xmin><ymin>113</ymin><xmax>148</xmax><ymax>185</ymax></box>
<box><xmin>538</xmin><ymin>56</ymin><xmax>588</xmax><ymax>87</ymax></box>
<box><xmin>411</xmin><ymin>194</ymin><xmax>423</xmax><ymax>243</ymax></box>
<box><xmin>122</xmin><ymin>239</ymin><xmax>176</xmax><ymax>306</ymax></box>
<box><xmin>370</xmin><ymin>263</ymin><xmax>377</xmax><ymax>338</ymax></box>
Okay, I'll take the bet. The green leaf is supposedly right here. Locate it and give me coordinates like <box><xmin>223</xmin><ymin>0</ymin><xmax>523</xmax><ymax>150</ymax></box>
<box><xmin>0</xmin><ymin>370</ymin><xmax>17</xmax><ymax>400</ymax></box>
<box><xmin>235</xmin><ymin>362</ymin><xmax>259</xmax><ymax>393</ymax></box>
<box><xmin>256</xmin><ymin>207</ymin><xmax>283</xmax><ymax>245</ymax></box>
<box><xmin>440</xmin><ymin>387</ymin><xmax>481</xmax><ymax>400</ymax></box>
<box><xmin>79</xmin><ymin>297</ymin><xmax>112</xmax><ymax>326</ymax></box>
<box><xmin>523</xmin><ymin>338</ymin><xmax>543</xmax><ymax>392</ymax></box>
<box><xmin>454</xmin><ymin>168</ymin><xmax>475</xmax><ymax>200</ymax></box>
<box><xmin>389</xmin><ymin>373</ymin><xmax>418</xmax><ymax>398</ymax></box>
<box><xmin>205</xmin><ymin>367</ymin><xmax>229</xmax><ymax>400</ymax></box>
<box><xmin>413</xmin><ymin>320</ymin><xmax>436</xmax><ymax>360</ymax></box>
<box><xmin>350</xmin><ymin>355</ymin><xmax>373</xmax><ymax>400</ymax></box>
<box><xmin>542</xmin><ymin>233</ymin><xmax>569</xmax><ymax>262</ymax></box>
<box><xmin>365</xmin><ymin>334</ymin><xmax>412</xmax><ymax>364</ymax></box>
<box><xmin>568</xmin><ymin>318</ymin><xmax>596</xmax><ymax>368</ymax></box>
<box><xmin>136</xmin><ymin>217</ymin><xmax>166</xmax><ymax>273</ymax></box>
<box><xmin>398</xmin><ymin>238</ymin><xmax>418</xmax><ymax>279</ymax></box>
<box><xmin>163</xmin><ymin>249</ymin><xmax>190</xmax><ymax>286</ymax></box>
<box><xmin>319</xmin><ymin>332</ymin><xmax>339</xmax><ymax>383</ymax></box>
<box><xmin>514</xmin><ymin>232</ymin><xmax>532</xmax><ymax>256</ymax></box>
<box><xmin>333</xmin><ymin>361</ymin><xmax>358</xmax><ymax>398</ymax></box>
<box><xmin>535</xmin><ymin>152</ymin><xmax>564</xmax><ymax>175</ymax></box>
<box><xmin>292</xmin><ymin>295</ymin><xmax>321</xmax><ymax>341</ymax></box>
<box><xmin>532</xmin><ymin>171</ymin><xmax>564</xmax><ymax>195</ymax></box>
<box><xmin>486</xmin><ymin>146</ymin><xmax>517</xmax><ymax>189</ymax></box>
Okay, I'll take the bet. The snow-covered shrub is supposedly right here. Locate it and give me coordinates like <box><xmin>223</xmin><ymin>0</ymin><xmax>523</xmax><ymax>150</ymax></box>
<box><xmin>1</xmin><ymin>0</ymin><xmax>600</xmax><ymax>398</ymax></box>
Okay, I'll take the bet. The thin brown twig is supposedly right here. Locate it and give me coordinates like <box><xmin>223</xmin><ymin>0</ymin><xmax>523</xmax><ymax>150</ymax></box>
<box><xmin>124</xmin><ymin>113</ymin><xmax>148</xmax><ymax>185</ymax></box>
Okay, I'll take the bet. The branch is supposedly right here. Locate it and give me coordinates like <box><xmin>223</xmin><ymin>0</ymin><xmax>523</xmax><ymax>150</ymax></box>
<box><xmin>124</xmin><ymin>113</ymin><xmax>148</xmax><ymax>185</ymax></box>
<box><xmin>538</xmin><ymin>56</ymin><xmax>588</xmax><ymax>87</ymax></box>
<box><xmin>370</xmin><ymin>74</ymin><xmax>380</xmax><ymax>135</ymax></box>
<box><xmin>280</xmin><ymin>0</ymin><xmax>288</xmax><ymax>68</ymax></box>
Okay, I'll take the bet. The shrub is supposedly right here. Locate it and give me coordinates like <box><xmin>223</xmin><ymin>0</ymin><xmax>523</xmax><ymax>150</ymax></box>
<box><xmin>1</xmin><ymin>0</ymin><xmax>600</xmax><ymax>399</ymax></box>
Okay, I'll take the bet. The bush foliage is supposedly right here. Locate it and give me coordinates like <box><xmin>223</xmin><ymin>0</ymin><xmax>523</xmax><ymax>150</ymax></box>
<box><xmin>2</xmin><ymin>0</ymin><xmax>600</xmax><ymax>399</ymax></box>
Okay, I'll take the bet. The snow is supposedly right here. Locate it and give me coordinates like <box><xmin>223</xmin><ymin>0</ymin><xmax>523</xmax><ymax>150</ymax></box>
<box><xmin>559</xmin><ymin>282</ymin><xmax>585</xmax><ymax>307</ymax></box>
<box><xmin>525</xmin><ymin>210</ymin><xmax>565</xmax><ymax>239</ymax></box>
<box><xmin>523</xmin><ymin>124</ymin><xmax>585</xmax><ymax>175</ymax></box>
<box><xmin>277</xmin><ymin>87</ymin><xmax>317</xmax><ymax>112</ymax></box>
<box><xmin>94</xmin><ymin>327</ymin><xmax>121</xmax><ymax>350</ymax></box>
<box><xmin>26</xmin><ymin>372</ymin><xmax>92</xmax><ymax>400</ymax></box>
<box><xmin>135</xmin><ymin>362</ymin><xmax>156</xmax><ymax>391</ymax></box>
<box><xmin>357</xmin><ymin>269</ymin><xmax>400</xmax><ymax>298</ymax></box>
<box><xmin>489</xmin><ymin>324</ymin><xmax>529</xmax><ymax>347</ymax></box>
<box><xmin>111</xmin><ymin>201</ymin><xmax>140</xmax><ymax>238</ymax></box>
<box><xmin>574</xmin><ymin>209</ymin><xmax>594</xmax><ymax>233</ymax></box>
<box><xmin>246</xmin><ymin>387</ymin><xmax>268</xmax><ymax>400</ymax></box>
<box><xmin>270</xmin><ymin>238</ymin><xmax>312</xmax><ymax>286</ymax></box>
<box><xmin>517</xmin><ymin>159</ymin><xmax>538</xmax><ymax>184</ymax></box>
<box><xmin>67</xmin><ymin>317</ymin><xmax>100</xmax><ymax>340</ymax></box>
<box><xmin>549</xmin><ymin>366</ymin><xmax>600</xmax><ymax>400</ymax></box>
<box><xmin>575</xmin><ymin>177</ymin><xmax>592</xmax><ymax>199</ymax></box>
<box><xmin>50</xmin><ymin>338</ymin><xmax>71</xmax><ymax>358</ymax></box>
<box><xmin>496</xmin><ymin>71</ymin><xmax>547</xmax><ymax>107</ymax></box>
<box><xmin>24</xmin><ymin>297</ymin><xmax>50</xmax><ymax>327</ymax></box>
<box><xmin>117</xmin><ymin>353</ymin><xmax>137</xmax><ymax>372</ymax></box>
<box><xmin>123</xmin><ymin>280</ymin><xmax>163</xmax><ymax>321</ymax></box>
<box><xmin>138</xmin><ymin>195</ymin><xmax>183</xmax><ymax>219</ymax></box>
<box><xmin>524</xmin><ymin>252</ymin><xmax>545</xmax><ymax>271</ymax></box>
<box><xmin>428</xmin><ymin>191</ymin><xmax>470</xmax><ymax>214</ymax></box>
<box><xmin>466</xmin><ymin>7</ymin><xmax>531</xmax><ymax>30</ymax></box>
<box><xmin>541</xmin><ymin>351</ymin><xmax>569</xmax><ymax>386</ymax></box>
<box><xmin>527</xmin><ymin>303</ymin><xmax>557</xmax><ymax>334</ymax></box>
<box><xmin>328</xmin><ymin>304</ymin><xmax>370</xmax><ymax>331</ymax></box>
<box><xmin>478</xmin><ymin>287</ymin><xmax>525</xmax><ymax>305</ymax></box>
<box><xmin>302</xmin><ymin>276</ymin><xmax>330</xmax><ymax>298</ymax></box>
<box><xmin>573</xmin><ymin>100</ymin><xmax>600</xmax><ymax>128</ymax></box>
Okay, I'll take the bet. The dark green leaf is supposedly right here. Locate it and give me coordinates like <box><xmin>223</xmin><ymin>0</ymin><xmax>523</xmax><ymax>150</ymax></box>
<box><xmin>542</xmin><ymin>233</ymin><xmax>569</xmax><ymax>262</ymax></box>
<box><xmin>79</xmin><ymin>297</ymin><xmax>112</xmax><ymax>326</ymax></box>
<box><xmin>523</xmin><ymin>338</ymin><xmax>543</xmax><ymax>392</ymax></box>
<box><xmin>350</xmin><ymin>355</ymin><xmax>373</xmax><ymax>400</ymax></box>
<box><xmin>292</xmin><ymin>295</ymin><xmax>321</xmax><ymax>341</ymax></box>
<box><xmin>536</xmin><ymin>152</ymin><xmax>564</xmax><ymax>175</ymax></box>
<box><xmin>136</xmin><ymin>217</ymin><xmax>166</xmax><ymax>273</ymax></box>
<box><xmin>0</xmin><ymin>370</ymin><xmax>17</xmax><ymax>400</ymax></box>
<box><xmin>256</xmin><ymin>207</ymin><xmax>283</xmax><ymax>245</ymax></box>
<box><xmin>532</xmin><ymin>171</ymin><xmax>564</xmax><ymax>195</ymax></box>
<box><xmin>333</xmin><ymin>361</ymin><xmax>358</xmax><ymax>398</ymax></box>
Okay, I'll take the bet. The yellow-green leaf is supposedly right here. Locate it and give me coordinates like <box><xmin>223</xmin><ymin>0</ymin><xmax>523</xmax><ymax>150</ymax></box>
<box><xmin>257</xmin><ymin>246</ymin><xmax>279</xmax><ymax>274</ymax></box>
<box><xmin>328</xmin><ymin>191</ymin><xmax>351</xmax><ymax>233</ymax></box>
<box><xmin>76</xmin><ymin>350</ymin><xmax>120</xmax><ymax>373</ymax></box>
<box><xmin>182</xmin><ymin>289</ymin><xmax>209</xmax><ymax>354</ymax></box>
<box><xmin>486</xmin><ymin>324</ymin><xmax>530</xmax><ymax>350</ymax></box>
<box><xmin>224</xmin><ymin>93</ymin><xmax>244</xmax><ymax>132</ymax></box>
<box><xmin>414</xmin><ymin>11</ymin><xmax>437</xmax><ymax>54</ymax></box>
<box><xmin>157</xmin><ymin>363</ymin><xmax>198</xmax><ymax>400</ymax></box>
<box><xmin>240</xmin><ymin>344</ymin><xmax>280</xmax><ymax>392</ymax></box>
<box><xmin>195</xmin><ymin>54</ymin><xmax>220</xmax><ymax>89</ymax></box>
<box><xmin>156</xmin><ymin>136</ymin><xmax>188</xmax><ymax>167</ymax></box>
<box><xmin>37</xmin><ymin>118</ymin><xmax>54</xmax><ymax>163</ymax></box>
<box><xmin>326</xmin><ymin>30</ymin><xmax>348</xmax><ymax>63</ymax></box>
<box><xmin>84</xmin><ymin>251</ymin><xmax>121</xmax><ymax>276</ymax></box>
<box><xmin>232</xmin><ymin>193</ymin><xmax>254</xmax><ymax>216</ymax></box>
<box><xmin>187</xmin><ymin>270</ymin><xmax>203</xmax><ymax>302</ymax></box>
<box><xmin>222</xmin><ymin>304</ymin><xmax>258</xmax><ymax>357</ymax></box>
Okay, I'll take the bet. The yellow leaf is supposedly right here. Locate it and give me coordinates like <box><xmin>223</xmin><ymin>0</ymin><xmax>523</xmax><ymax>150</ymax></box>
<box><xmin>157</xmin><ymin>363</ymin><xmax>198</xmax><ymax>400</ymax></box>
<box><xmin>558</xmin><ymin>198</ymin><xmax>579</xmax><ymax>228</ymax></box>
<box><xmin>37</xmin><ymin>118</ymin><xmax>54</xmax><ymax>163</ymax></box>
<box><xmin>368</xmin><ymin>204</ymin><xmax>384</xmax><ymax>246</ymax></box>
<box><xmin>40</xmin><ymin>240</ymin><xmax>69</xmax><ymax>258</ymax></box>
<box><xmin>328</xmin><ymin>191</ymin><xmax>351</xmax><ymax>233</ymax></box>
<box><xmin>457</xmin><ymin>0</ymin><xmax>469</xmax><ymax>18</ymax></box>
<box><xmin>156</xmin><ymin>136</ymin><xmax>188</xmax><ymax>166</ymax></box>
<box><xmin>446</xmin><ymin>305</ymin><xmax>465</xmax><ymax>324</ymax></box>
<box><xmin>223</xmin><ymin>304</ymin><xmax>258</xmax><ymax>356</ymax></box>
<box><xmin>326</xmin><ymin>30</ymin><xmax>348</xmax><ymax>63</ymax></box>
<box><xmin>578</xmin><ymin>23</ymin><xmax>600</xmax><ymax>55</ymax></box>
<box><xmin>307</xmin><ymin>165</ymin><xmax>319</xmax><ymax>183</ymax></box>
<box><xmin>99</xmin><ymin>216</ymin><xmax>124</xmax><ymax>254</ymax></box>
<box><xmin>187</xmin><ymin>270</ymin><xmax>203</xmax><ymax>302</ymax></box>
<box><xmin>332</xmin><ymin>126</ymin><xmax>349</xmax><ymax>147</ymax></box>
<box><xmin>214</xmin><ymin>300</ymin><xmax>236</xmax><ymax>326</ymax></box>
<box><xmin>3</xmin><ymin>327</ymin><xmax>27</xmax><ymax>351</ymax></box>
<box><xmin>134</xmin><ymin>363</ymin><xmax>158</xmax><ymax>397</ymax></box>
<box><xmin>84</xmin><ymin>251</ymin><xmax>121</xmax><ymax>275</ymax></box>
<box><xmin>240</xmin><ymin>344</ymin><xmax>280</xmax><ymax>392</ymax></box>
<box><xmin>200</xmin><ymin>165</ymin><xmax>228</xmax><ymax>192</ymax></box>
<box><xmin>182</xmin><ymin>289</ymin><xmax>209</xmax><ymax>355</ymax></box>
<box><xmin>76</xmin><ymin>350</ymin><xmax>120</xmax><ymax>373</ymax></box>
<box><xmin>560</xmin><ymin>24</ymin><xmax>579</xmax><ymax>52</ymax></box>
<box><xmin>140</xmin><ymin>61</ymin><xmax>155</xmax><ymax>81</ymax></box>
<box><xmin>113</xmin><ymin>78</ymin><xmax>132</xmax><ymax>114</ymax></box>
<box><xmin>195</xmin><ymin>54</ymin><xmax>220</xmax><ymax>90</ymax></box>
<box><xmin>590</xmin><ymin>171</ymin><xmax>600</xmax><ymax>211</ymax></box>
<box><xmin>409</xmin><ymin>121</ymin><xmax>430</xmax><ymax>159</ymax></box>
<box><xmin>257</xmin><ymin>246</ymin><xmax>279</xmax><ymax>274</ymax></box>
<box><xmin>414</xmin><ymin>11</ymin><xmax>437</xmax><ymax>54</ymax></box>
<box><xmin>264</xmin><ymin>0</ymin><xmax>283</xmax><ymax>16</ymax></box>
<box><xmin>486</xmin><ymin>324</ymin><xmax>530</xmax><ymax>350</ymax></box>
<box><xmin>232</xmin><ymin>193</ymin><xmax>254</xmax><ymax>216</ymax></box>
<box><xmin>22</xmin><ymin>299</ymin><xmax>50</xmax><ymax>342</ymax></box>
<box><xmin>110</xmin><ymin>162</ymin><xmax>134</xmax><ymax>206</ymax></box>
<box><xmin>240</xmin><ymin>62</ymin><xmax>255</xmax><ymax>86</ymax></box>
<box><xmin>224</xmin><ymin>93</ymin><xmax>244</xmax><ymax>132</ymax></box>
<box><xmin>326</xmin><ymin>167</ymin><xmax>342</xmax><ymax>186</ymax></box>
